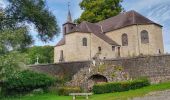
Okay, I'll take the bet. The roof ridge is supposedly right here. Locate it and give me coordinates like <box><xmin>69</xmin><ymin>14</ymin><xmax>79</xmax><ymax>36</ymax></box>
<box><xmin>84</xmin><ymin>21</ymin><xmax>92</xmax><ymax>32</ymax></box>
<box><xmin>96</xmin><ymin>10</ymin><xmax>133</xmax><ymax>24</ymax></box>
<box><xmin>132</xmin><ymin>10</ymin><xmax>136</xmax><ymax>24</ymax></box>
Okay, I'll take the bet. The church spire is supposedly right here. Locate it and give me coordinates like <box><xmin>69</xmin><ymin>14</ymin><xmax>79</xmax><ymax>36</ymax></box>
<box><xmin>67</xmin><ymin>2</ymin><xmax>72</xmax><ymax>23</ymax></box>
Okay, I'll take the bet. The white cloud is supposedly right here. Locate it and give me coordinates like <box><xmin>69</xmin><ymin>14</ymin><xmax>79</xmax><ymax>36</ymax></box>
<box><xmin>0</xmin><ymin>0</ymin><xmax>6</xmax><ymax>8</ymax></box>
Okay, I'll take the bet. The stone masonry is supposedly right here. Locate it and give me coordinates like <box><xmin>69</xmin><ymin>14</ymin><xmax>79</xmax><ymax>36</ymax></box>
<box><xmin>30</xmin><ymin>54</ymin><xmax>170</xmax><ymax>87</ymax></box>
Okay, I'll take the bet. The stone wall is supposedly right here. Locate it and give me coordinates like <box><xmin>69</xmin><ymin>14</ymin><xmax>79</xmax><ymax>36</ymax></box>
<box><xmin>29</xmin><ymin>61</ymin><xmax>90</xmax><ymax>79</ymax></box>
<box><xmin>30</xmin><ymin>54</ymin><xmax>170</xmax><ymax>83</ymax></box>
<box><xmin>103</xmin><ymin>54</ymin><xmax>170</xmax><ymax>83</ymax></box>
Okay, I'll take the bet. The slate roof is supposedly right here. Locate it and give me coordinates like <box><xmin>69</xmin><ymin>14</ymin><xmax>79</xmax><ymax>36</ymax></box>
<box><xmin>55</xmin><ymin>10</ymin><xmax>162</xmax><ymax>47</ymax></box>
<box><xmin>62</xmin><ymin>21</ymin><xmax>119</xmax><ymax>46</ymax></box>
<box><xmin>96</xmin><ymin>10</ymin><xmax>162</xmax><ymax>32</ymax></box>
<box><xmin>55</xmin><ymin>38</ymin><xmax>65</xmax><ymax>46</ymax></box>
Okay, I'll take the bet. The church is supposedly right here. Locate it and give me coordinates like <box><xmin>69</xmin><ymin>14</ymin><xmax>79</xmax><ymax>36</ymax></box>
<box><xmin>54</xmin><ymin>10</ymin><xmax>164</xmax><ymax>63</ymax></box>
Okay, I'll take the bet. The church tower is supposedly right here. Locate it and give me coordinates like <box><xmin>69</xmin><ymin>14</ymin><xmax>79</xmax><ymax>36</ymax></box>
<box><xmin>63</xmin><ymin>2</ymin><xmax>76</xmax><ymax>35</ymax></box>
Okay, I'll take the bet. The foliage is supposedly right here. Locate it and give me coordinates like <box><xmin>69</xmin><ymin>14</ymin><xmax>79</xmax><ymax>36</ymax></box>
<box><xmin>93</xmin><ymin>78</ymin><xmax>150</xmax><ymax>94</ymax></box>
<box><xmin>58</xmin><ymin>87</ymin><xmax>82</xmax><ymax>96</ymax></box>
<box><xmin>0</xmin><ymin>52</ymin><xmax>27</xmax><ymax>81</ymax></box>
<box><xmin>4</xmin><ymin>0</ymin><xmax>60</xmax><ymax>42</ymax></box>
<box><xmin>0</xmin><ymin>0</ymin><xmax>59</xmax><ymax>83</ymax></box>
<box><xmin>98</xmin><ymin>64</ymin><xmax>107</xmax><ymax>72</ymax></box>
<box><xmin>2</xmin><ymin>70</ymin><xmax>56</xmax><ymax>95</ymax></box>
<box><xmin>0</xmin><ymin>28</ymin><xmax>33</xmax><ymax>55</ymax></box>
<box><xmin>114</xmin><ymin>66</ymin><xmax>123</xmax><ymax>71</ymax></box>
<box><xmin>75</xmin><ymin>0</ymin><xmax>124</xmax><ymax>23</ymax></box>
<box><xmin>24</xmin><ymin>46</ymin><xmax>54</xmax><ymax>64</ymax></box>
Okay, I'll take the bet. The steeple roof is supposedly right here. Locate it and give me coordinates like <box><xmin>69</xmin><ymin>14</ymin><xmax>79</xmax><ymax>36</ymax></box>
<box><xmin>67</xmin><ymin>10</ymin><xmax>72</xmax><ymax>23</ymax></box>
<box><xmin>66</xmin><ymin>2</ymin><xmax>73</xmax><ymax>23</ymax></box>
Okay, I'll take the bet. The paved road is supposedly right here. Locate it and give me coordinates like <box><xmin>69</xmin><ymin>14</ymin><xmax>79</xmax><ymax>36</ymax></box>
<box><xmin>132</xmin><ymin>90</ymin><xmax>170</xmax><ymax>100</ymax></box>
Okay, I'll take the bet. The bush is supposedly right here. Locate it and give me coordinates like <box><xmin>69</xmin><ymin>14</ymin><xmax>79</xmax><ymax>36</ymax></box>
<box><xmin>2</xmin><ymin>70</ymin><xmax>56</xmax><ymax>95</ymax></box>
<box><xmin>58</xmin><ymin>87</ymin><xmax>82</xmax><ymax>96</ymax></box>
<box><xmin>93</xmin><ymin>79</ymin><xmax>150</xmax><ymax>94</ymax></box>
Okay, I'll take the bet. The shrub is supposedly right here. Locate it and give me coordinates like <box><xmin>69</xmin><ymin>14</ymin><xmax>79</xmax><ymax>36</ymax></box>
<box><xmin>58</xmin><ymin>87</ymin><xmax>82</xmax><ymax>96</ymax></box>
<box><xmin>93</xmin><ymin>78</ymin><xmax>150</xmax><ymax>94</ymax></box>
<box><xmin>2</xmin><ymin>70</ymin><xmax>56</xmax><ymax>95</ymax></box>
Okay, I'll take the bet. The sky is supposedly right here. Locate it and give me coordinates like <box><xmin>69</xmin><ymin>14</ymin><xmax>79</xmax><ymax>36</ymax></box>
<box><xmin>0</xmin><ymin>0</ymin><xmax>170</xmax><ymax>53</ymax></box>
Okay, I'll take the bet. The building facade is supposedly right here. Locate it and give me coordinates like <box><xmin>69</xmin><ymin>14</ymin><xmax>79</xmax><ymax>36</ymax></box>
<box><xmin>54</xmin><ymin>10</ymin><xmax>164</xmax><ymax>63</ymax></box>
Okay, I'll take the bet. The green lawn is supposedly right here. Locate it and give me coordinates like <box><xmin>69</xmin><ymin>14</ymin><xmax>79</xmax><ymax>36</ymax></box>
<box><xmin>2</xmin><ymin>81</ymin><xmax>170</xmax><ymax>100</ymax></box>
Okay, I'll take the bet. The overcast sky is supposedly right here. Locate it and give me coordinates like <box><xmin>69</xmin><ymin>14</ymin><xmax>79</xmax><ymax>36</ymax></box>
<box><xmin>0</xmin><ymin>0</ymin><xmax>170</xmax><ymax>53</ymax></box>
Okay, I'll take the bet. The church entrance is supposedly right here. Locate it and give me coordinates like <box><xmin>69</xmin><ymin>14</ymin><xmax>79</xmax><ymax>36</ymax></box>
<box><xmin>87</xmin><ymin>74</ymin><xmax>108</xmax><ymax>91</ymax></box>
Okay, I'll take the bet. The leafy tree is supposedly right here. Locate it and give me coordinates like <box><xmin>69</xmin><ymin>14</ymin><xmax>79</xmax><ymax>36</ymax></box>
<box><xmin>4</xmin><ymin>0</ymin><xmax>60</xmax><ymax>42</ymax></box>
<box><xmin>2</xmin><ymin>70</ymin><xmax>56</xmax><ymax>95</ymax></box>
<box><xmin>24</xmin><ymin>46</ymin><xmax>54</xmax><ymax>64</ymax></box>
<box><xmin>75</xmin><ymin>0</ymin><xmax>124</xmax><ymax>23</ymax></box>
<box><xmin>0</xmin><ymin>27</ymin><xmax>33</xmax><ymax>55</ymax></box>
<box><xmin>0</xmin><ymin>0</ymin><xmax>58</xmax><ymax>81</ymax></box>
<box><xmin>0</xmin><ymin>52</ymin><xmax>27</xmax><ymax>81</ymax></box>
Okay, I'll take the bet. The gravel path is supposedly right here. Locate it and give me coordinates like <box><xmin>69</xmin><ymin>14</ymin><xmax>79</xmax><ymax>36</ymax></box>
<box><xmin>132</xmin><ymin>90</ymin><xmax>170</xmax><ymax>100</ymax></box>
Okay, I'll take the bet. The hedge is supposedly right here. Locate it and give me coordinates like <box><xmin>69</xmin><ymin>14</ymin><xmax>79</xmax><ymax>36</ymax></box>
<box><xmin>58</xmin><ymin>87</ymin><xmax>82</xmax><ymax>96</ymax></box>
<box><xmin>2</xmin><ymin>70</ymin><xmax>56</xmax><ymax>95</ymax></box>
<box><xmin>93</xmin><ymin>79</ymin><xmax>150</xmax><ymax>94</ymax></box>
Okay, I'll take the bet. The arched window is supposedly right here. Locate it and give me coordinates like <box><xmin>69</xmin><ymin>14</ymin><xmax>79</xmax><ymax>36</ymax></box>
<box><xmin>141</xmin><ymin>30</ymin><xmax>149</xmax><ymax>44</ymax></box>
<box><xmin>122</xmin><ymin>33</ymin><xmax>128</xmax><ymax>46</ymax></box>
<box><xmin>82</xmin><ymin>38</ymin><xmax>87</xmax><ymax>46</ymax></box>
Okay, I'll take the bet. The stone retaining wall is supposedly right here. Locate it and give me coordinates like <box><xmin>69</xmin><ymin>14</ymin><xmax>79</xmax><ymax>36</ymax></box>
<box><xmin>103</xmin><ymin>54</ymin><xmax>170</xmax><ymax>83</ymax></box>
<box><xmin>29</xmin><ymin>61</ymin><xmax>90</xmax><ymax>79</ymax></box>
<box><xmin>30</xmin><ymin>54</ymin><xmax>170</xmax><ymax>83</ymax></box>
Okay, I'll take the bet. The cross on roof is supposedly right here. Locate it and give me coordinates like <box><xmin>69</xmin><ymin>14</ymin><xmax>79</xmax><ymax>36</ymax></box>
<box><xmin>68</xmin><ymin>2</ymin><xmax>70</xmax><ymax>11</ymax></box>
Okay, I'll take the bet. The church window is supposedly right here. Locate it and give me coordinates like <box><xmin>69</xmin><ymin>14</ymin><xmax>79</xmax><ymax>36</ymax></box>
<box><xmin>118</xmin><ymin>47</ymin><xmax>120</xmax><ymax>57</ymax></box>
<box><xmin>158</xmin><ymin>49</ymin><xmax>161</xmax><ymax>54</ymax></box>
<box><xmin>112</xmin><ymin>46</ymin><xmax>115</xmax><ymax>51</ymax></box>
<box><xmin>59</xmin><ymin>50</ymin><xmax>64</xmax><ymax>62</ymax></box>
<box><xmin>122</xmin><ymin>33</ymin><xmax>128</xmax><ymax>46</ymax></box>
<box><xmin>70</xmin><ymin>26</ymin><xmax>74</xmax><ymax>30</ymax></box>
<box><xmin>141</xmin><ymin>30</ymin><xmax>149</xmax><ymax>44</ymax></box>
<box><xmin>82</xmin><ymin>38</ymin><xmax>87</xmax><ymax>46</ymax></box>
<box><xmin>98</xmin><ymin>46</ymin><xmax>102</xmax><ymax>52</ymax></box>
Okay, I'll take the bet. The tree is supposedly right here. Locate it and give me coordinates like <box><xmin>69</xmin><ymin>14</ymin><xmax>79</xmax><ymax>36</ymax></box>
<box><xmin>4</xmin><ymin>0</ymin><xmax>60</xmax><ymax>42</ymax></box>
<box><xmin>0</xmin><ymin>27</ymin><xmax>33</xmax><ymax>55</ymax></box>
<box><xmin>0</xmin><ymin>52</ymin><xmax>27</xmax><ymax>81</ymax></box>
<box><xmin>75</xmin><ymin>0</ymin><xmax>124</xmax><ymax>23</ymax></box>
<box><xmin>24</xmin><ymin>46</ymin><xmax>54</xmax><ymax>64</ymax></box>
<box><xmin>0</xmin><ymin>0</ymin><xmax>59</xmax><ymax>81</ymax></box>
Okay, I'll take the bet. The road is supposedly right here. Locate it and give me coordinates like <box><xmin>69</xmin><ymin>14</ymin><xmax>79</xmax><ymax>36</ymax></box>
<box><xmin>132</xmin><ymin>90</ymin><xmax>170</xmax><ymax>100</ymax></box>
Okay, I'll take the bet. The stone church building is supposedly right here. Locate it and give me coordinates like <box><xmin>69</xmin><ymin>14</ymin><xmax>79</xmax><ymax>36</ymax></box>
<box><xmin>54</xmin><ymin>10</ymin><xmax>164</xmax><ymax>63</ymax></box>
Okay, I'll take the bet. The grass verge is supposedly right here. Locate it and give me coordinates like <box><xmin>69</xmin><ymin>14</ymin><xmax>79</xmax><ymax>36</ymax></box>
<box><xmin>1</xmin><ymin>81</ymin><xmax>170</xmax><ymax>100</ymax></box>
